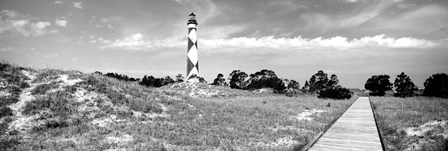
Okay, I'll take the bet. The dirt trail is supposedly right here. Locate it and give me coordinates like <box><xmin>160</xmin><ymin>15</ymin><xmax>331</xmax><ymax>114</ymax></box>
<box><xmin>8</xmin><ymin>70</ymin><xmax>40</xmax><ymax>134</ymax></box>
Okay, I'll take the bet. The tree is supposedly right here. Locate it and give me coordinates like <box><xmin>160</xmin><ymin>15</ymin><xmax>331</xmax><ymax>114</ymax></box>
<box><xmin>198</xmin><ymin>77</ymin><xmax>207</xmax><ymax>83</ymax></box>
<box><xmin>309</xmin><ymin>70</ymin><xmax>329</xmax><ymax>93</ymax></box>
<box><xmin>318</xmin><ymin>86</ymin><xmax>352</xmax><ymax>99</ymax></box>
<box><xmin>326</xmin><ymin>74</ymin><xmax>339</xmax><ymax>88</ymax></box>
<box><xmin>272</xmin><ymin>78</ymin><xmax>287</xmax><ymax>93</ymax></box>
<box><xmin>163</xmin><ymin>76</ymin><xmax>175</xmax><ymax>85</ymax></box>
<box><xmin>175</xmin><ymin>74</ymin><xmax>184</xmax><ymax>82</ymax></box>
<box><xmin>212</xmin><ymin>73</ymin><xmax>228</xmax><ymax>86</ymax></box>
<box><xmin>228</xmin><ymin>70</ymin><xmax>248</xmax><ymax>89</ymax></box>
<box><xmin>302</xmin><ymin>80</ymin><xmax>310</xmax><ymax>93</ymax></box>
<box><xmin>394</xmin><ymin>72</ymin><xmax>417</xmax><ymax>97</ymax></box>
<box><xmin>365</xmin><ymin>75</ymin><xmax>392</xmax><ymax>96</ymax></box>
<box><xmin>423</xmin><ymin>73</ymin><xmax>448</xmax><ymax>98</ymax></box>
<box><xmin>286</xmin><ymin>80</ymin><xmax>300</xmax><ymax>97</ymax></box>
<box><xmin>246</xmin><ymin>69</ymin><xmax>279</xmax><ymax>89</ymax></box>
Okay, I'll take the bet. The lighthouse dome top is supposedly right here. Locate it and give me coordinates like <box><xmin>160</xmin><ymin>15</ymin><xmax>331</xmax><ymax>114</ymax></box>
<box><xmin>187</xmin><ymin>12</ymin><xmax>198</xmax><ymax>25</ymax></box>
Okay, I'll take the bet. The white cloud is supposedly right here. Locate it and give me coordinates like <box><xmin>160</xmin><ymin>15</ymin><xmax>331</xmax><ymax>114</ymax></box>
<box><xmin>0</xmin><ymin>10</ymin><xmax>55</xmax><ymax>37</ymax></box>
<box><xmin>341</xmin><ymin>0</ymin><xmax>361</xmax><ymax>3</ymax></box>
<box><xmin>99</xmin><ymin>34</ymin><xmax>436</xmax><ymax>53</ymax></box>
<box><xmin>29</xmin><ymin>21</ymin><xmax>52</xmax><ymax>36</ymax></box>
<box><xmin>201</xmin><ymin>35</ymin><xmax>436</xmax><ymax>53</ymax></box>
<box><xmin>55</xmin><ymin>19</ymin><xmax>68</xmax><ymax>27</ymax></box>
<box><xmin>2</xmin><ymin>10</ymin><xmax>19</xmax><ymax>18</ymax></box>
<box><xmin>99</xmin><ymin>33</ymin><xmax>183</xmax><ymax>51</ymax></box>
<box><xmin>73</xmin><ymin>2</ymin><xmax>83</xmax><ymax>9</ymax></box>
<box><xmin>53</xmin><ymin>1</ymin><xmax>62</xmax><ymax>4</ymax></box>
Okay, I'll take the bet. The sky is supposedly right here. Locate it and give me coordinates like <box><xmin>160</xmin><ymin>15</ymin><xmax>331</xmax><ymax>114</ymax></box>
<box><xmin>1</xmin><ymin>0</ymin><xmax>447</xmax><ymax>88</ymax></box>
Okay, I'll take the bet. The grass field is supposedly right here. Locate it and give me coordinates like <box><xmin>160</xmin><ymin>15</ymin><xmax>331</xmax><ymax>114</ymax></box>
<box><xmin>0</xmin><ymin>62</ymin><xmax>358</xmax><ymax>150</ymax></box>
<box><xmin>370</xmin><ymin>97</ymin><xmax>448</xmax><ymax>151</ymax></box>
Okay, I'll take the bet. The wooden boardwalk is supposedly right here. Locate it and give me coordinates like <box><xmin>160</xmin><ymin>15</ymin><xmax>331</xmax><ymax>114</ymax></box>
<box><xmin>308</xmin><ymin>97</ymin><xmax>383</xmax><ymax>151</ymax></box>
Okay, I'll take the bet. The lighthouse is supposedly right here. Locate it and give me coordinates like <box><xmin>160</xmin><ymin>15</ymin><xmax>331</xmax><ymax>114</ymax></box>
<box><xmin>187</xmin><ymin>12</ymin><xmax>199</xmax><ymax>81</ymax></box>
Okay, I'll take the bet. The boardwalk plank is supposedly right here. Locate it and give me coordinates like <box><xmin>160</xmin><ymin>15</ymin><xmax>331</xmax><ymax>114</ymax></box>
<box><xmin>308</xmin><ymin>97</ymin><xmax>383</xmax><ymax>151</ymax></box>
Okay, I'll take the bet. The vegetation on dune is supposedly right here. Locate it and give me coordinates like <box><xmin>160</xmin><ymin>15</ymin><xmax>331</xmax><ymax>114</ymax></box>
<box><xmin>0</xmin><ymin>62</ymin><xmax>361</xmax><ymax>150</ymax></box>
<box><xmin>371</xmin><ymin>97</ymin><xmax>448</xmax><ymax>151</ymax></box>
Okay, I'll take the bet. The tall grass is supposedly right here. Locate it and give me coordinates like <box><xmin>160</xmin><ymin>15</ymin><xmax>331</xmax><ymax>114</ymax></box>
<box><xmin>371</xmin><ymin>97</ymin><xmax>448</xmax><ymax>151</ymax></box>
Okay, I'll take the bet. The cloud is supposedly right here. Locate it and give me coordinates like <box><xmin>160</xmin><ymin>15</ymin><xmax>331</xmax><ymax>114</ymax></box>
<box><xmin>73</xmin><ymin>2</ymin><xmax>83</xmax><ymax>9</ymax></box>
<box><xmin>2</xmin><ymin>10</ymin><xmax>19</xmax><ymax>18</ymax></box>
<box><xmin>26</xmin><ymin>21</ymin><xmax>53</xmax><ymax>36</ymax></box>
<box><xmin>200</xmin><ymin>35</ymin><xmax>436</xmax><ymax>53</ymax></box>
<box><xmin>99</xmin><ymin>33</ymin><xmax>436</xmax><ymax>53</ymax></box>
<box><xmin>99</xmin><ymin>33</ymin><xmax>183</xmax><ymax>51</ymax></box>
<box><xmin>53</xmin><ymin>1</ymin><xmax>62</xmax><ymax>4</ymax></box>
<box><xmin>55</xmin><ymin>19</ymin><xmax>68</xmax><ymax>27</ymax></box>
<box><xmin>341</xmin><ymin>0</ymin><xmax>363</xmax><ymax>3</ymax></box>
<box><xmin>0</xmin><ymin>10</ymin><xmax>55</xmax><ymax>36</ymax></box>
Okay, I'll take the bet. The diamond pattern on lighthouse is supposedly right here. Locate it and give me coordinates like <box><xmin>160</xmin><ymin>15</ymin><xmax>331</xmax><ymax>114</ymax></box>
<box><xmin>187</xmin><ymin>12</ymin><xmax>199</xmax><ymax>80</ymax></box>
<box><xmin>188</xmin><ymin>28</ymin><xmax>197</xmax><ymax>43</ymax></box>
<box><xmin>187</xmin><ymin>45</ymin><xmax>198</xmax><ymax>64</ymax></box>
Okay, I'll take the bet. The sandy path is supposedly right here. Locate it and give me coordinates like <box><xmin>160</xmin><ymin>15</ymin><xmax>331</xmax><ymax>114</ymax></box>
<box><xmin>8</xmin><ymin>70</ymin><xmax>40</xmax><ymax>134</ymax></box>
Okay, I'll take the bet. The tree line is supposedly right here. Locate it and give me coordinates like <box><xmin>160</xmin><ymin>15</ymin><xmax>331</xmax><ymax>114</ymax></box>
<box><xmin>95</xmin><ymin>69</ymin><xmax>353</xmax><ymax>99</ymax></box>
<box><xmin>95</xmin><ymin>70</ymin><xmax>448</xmax><ymax>99</ymax></box>
<box><xmin>211</xmin><ymin>69</ymin><xmax>352</xmax><ymax>99</ymax></box>
<box><xmin>364</xmin><ymin>72</ymin><xmax>448</xmax><ymax>98</ymax></box>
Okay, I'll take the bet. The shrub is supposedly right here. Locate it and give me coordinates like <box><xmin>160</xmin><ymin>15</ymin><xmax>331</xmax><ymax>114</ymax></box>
<box><xmin>22</xmin><ymin>97</ymin><xmax>51</xmax><ymax>115</ymax></box>
<box><xmin>318</xmin><ymin>86</ymin><xmax>352</xmax><ymax>99</ymax></box>
<box><xmin>31</xmin><ymin>119</ymin><xmax>69</xmax><ymax>134</ymax></box>
<box><xmin>129</xmin><ymin>98</ymin><xmax>163</xmax><ymax>114</ymax></box>
<box><xmin>23</xmin><ymin>91</ymin><xmax>76</xmax><ymax>117</ymax></box>
<box><xmin>0</xmin><ymin>107</ymin><xmax>13</xmax><ymax>118</ymax></box>
<box><xmin>31</xmin><ymin>82</ymin><xmax>59</xmax><ymax>95</ymax></box>
<box><xmin>0</xmin><ymin>136</ymin><xmax>20</xmax><ymax>150</ymax></box>
<box><xmin>423</xmin><ymin>73</ymin><xmax>448</xmax><ymax>98</ymax></box>
<box><xmin>0</xmin><ymin>96</ymin><xmax>19</xmax><ymax>108</ymax></box>
<box><xmin>32</xmin><ymin>69</ymin><xmax>62</xmax><ymax>83</ymax></box>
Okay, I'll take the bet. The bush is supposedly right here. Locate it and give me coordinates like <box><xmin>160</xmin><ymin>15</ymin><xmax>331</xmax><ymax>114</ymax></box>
<box><xmin>318</xmin><ymin>86</ymin><xmax>352</xmax><ymax>99</ymax></box>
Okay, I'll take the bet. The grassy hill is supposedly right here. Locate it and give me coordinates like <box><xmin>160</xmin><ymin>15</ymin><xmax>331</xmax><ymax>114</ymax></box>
<box><xmin>0</xmin><ymin>62</ymin><xmax>357</xmax><ymax>150</ymax></box>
